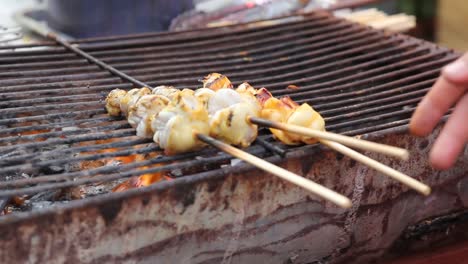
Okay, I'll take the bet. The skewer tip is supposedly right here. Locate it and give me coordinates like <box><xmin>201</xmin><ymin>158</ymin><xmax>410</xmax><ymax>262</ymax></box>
<box><xmin>419</xmin><ymin>185</ymin><xmax>431</xmax><ymax>196</ymax></box>
<box><xmin>400</xmin><ymin>149</ymin><xmax>410</xmax><ymax>161</ymax></box>
<box><xmin>338</xmin><ymin>197</ymin><xmax>353</xmax><ymax>209</ymax></box>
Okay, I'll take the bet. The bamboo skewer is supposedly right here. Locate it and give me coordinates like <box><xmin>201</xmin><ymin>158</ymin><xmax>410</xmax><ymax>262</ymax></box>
<box><xmin>248</xmin><ymin>117</ymin><xmax>409</xmax><ymax>160</ymax></box>
<box><xmin>247</xmin><ymin>117</ymin><xmax>430</xmax><ymax>195</ymax></box>
<box><xmin>320</xmin><ymin>140</ymin><xmax>431</xmax><ymax>196</ymax></box>
<box><xmin>196</xmin><ymin>133</ymin><xmax>352</xmax><ymax>209</ymax></box>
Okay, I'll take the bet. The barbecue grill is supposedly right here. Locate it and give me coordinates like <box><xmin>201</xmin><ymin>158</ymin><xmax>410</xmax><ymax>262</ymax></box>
<box><xmin>0</xmin><ymin>11</ymin><xmax>467</xmax><ymax>263</ymax></box>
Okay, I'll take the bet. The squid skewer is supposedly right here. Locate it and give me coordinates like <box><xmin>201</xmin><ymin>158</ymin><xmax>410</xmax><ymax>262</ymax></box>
<box><xmin>208</xmin><ymin>79</ymin><xmax>409</xmax><ymax>160</ymax></box>
<box><xmin>106</xmin><ymin>79</ymin><xmax>407</xmax><ymax>161</ymax></box>
<box><xmin>248</xmin><ymin>87</ymin><xmax>408</xmax><ymax>160</ymax></box>
<box><xmin>106</xmin><ymin>75</ymin><xmax>408</xmax><ymax>159</ymax></box>
<box><xmin>105</xmin><ymin>83</ymin><xmax>352</xmax><ymax>208</ymax></box>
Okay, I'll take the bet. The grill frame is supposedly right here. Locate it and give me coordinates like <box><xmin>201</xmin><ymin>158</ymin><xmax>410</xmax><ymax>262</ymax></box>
<box><xmin>0</xmin><ymin>126</ymin><xmax>467</xmax><ymax>263</ymax></box>
<box><xmin>0</xmin><ymin>11</ymin><xmax>467</xmax><ymax>263</ymax></box>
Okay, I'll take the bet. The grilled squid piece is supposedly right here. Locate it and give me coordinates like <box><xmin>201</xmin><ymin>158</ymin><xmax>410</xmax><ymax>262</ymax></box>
<box><xmin>152</xmin><ymin>89</ymin><xmax>210</xmax><ymax>155</ymax></box>
<box><xmin>194</xmin><ymin>88</ymin><xmax>215</xmax><ymax>107</ymax></box>
<box><xmin>287</xmin><ymin>103</ymin><xmax>325</xmax><ymax>144</ymax></box>
<box><xmin>236</xmin><ymin>82</ymin><xmax>256</xmax><ymax>95</ymax></box>
<box><xmin>152</xmin><ymin>85</ymin><xmax>179</xmax><ymax>99</ymax></box>
<box><xmin>119</xmin><ymin>87</ymin><xmax>152</xmax><ymax>117</ymax></box>
<box><xmin>105</xmin><ymin>89</ymin><xmax>127</xmax><ymax>116</ymax></box>
<box><xmin>127</xmin><ymin>95</ymin><xmax>170</xmax><ymax>138</ymax></box>
<box><xmin>258</xmin><ymin>88</ymin><xmax>325</xmax><ymax>145</ymax></box>
<box><xmin>235</xmin><ymin>82</ymin><xmax>261</xmax><ymax>113</ymax></box>
<box><xmin>207</xmin><ymin>88</ymin><xmax>260</xmax><ymax>147</ymax></box>
<box><xmin>207</xmin><ymin>88</ymin><xmax>242</xmax><ymax>114</ymax></box>
<box><xmin>202</xmin><ymin>73</ymin><xmax>233</xmax><ymax>90</ymax></box>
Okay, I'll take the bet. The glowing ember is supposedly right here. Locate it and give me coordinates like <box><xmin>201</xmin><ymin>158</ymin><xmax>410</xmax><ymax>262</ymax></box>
<box><xmin>112</xmin><ymin>164</ymin><xmax>170</xmax><ymax>192</ymax></box>
<box><xmin>77</xmin><ymin>139</ymin><xmax>170</xmax><ymax>192</ymax></box>
<box><xmin>1</xmin><ymin>196</ymin><xmax>26</xmax><ymax>216</ymax></box>
<box><xmin>287</xmin><ymin>84</ymin><xmax>300</xmax><ymax>90</ymax></box>
<box><xmin>11</xmin><ymin>114</ymin><xmax>51</xmax><ymax>141</ymax></box>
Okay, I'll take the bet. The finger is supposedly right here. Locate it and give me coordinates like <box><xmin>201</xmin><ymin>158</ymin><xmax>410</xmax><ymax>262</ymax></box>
<box><xmin>429</xmin><ymin>93</ymin><xmax>468</xmax><ymax>170</ymax></box>
<box><xmin>410</xmin><ymin>57</ymin><xmax>468</xmax><ymax>136</ymax></box>
<box><xmin>443</xmin><ymin>53</ymin><xmax>468</xmax><ymax>84</ymax></box>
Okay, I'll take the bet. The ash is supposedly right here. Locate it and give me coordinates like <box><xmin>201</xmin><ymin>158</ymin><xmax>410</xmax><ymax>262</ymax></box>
<box><xmin>0</xmin><ymin>158</ymin><xmax>127</xmax><ymax>214</ymax></box>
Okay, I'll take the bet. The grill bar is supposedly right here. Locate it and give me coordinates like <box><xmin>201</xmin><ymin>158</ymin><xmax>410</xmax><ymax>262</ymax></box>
<box><xmin>0</xmin><ymin>146</ymin><xmax>268</xmax><ymax>196</ymax></box>
<box><xmin>1</xmin><ymin>14</ymin><xmax>329</xmax><ymax>59</ymax></box>
<box><xmin>254</xmin><ymin>137</ymin><xmax>287</xmax><ymax>157</ymax></box>
<box><xmin>0</xmin><ymin>12</ymin><xmax>458</xmax><ymax>200</ymax></box>
<box><xmin>0</xmin><ymin>38</ymin><xmax>417</xmax><ymax>111</ymax></box>
<box><xmin>0</xmin><ymin>30</ymin><xmax>388</xmax><ymax>81</ymax></box>
<box><xmin>0</xmin><ymin>109</ymin><xmax>106</xmax><ymax>126</ymax></box>
<box><xmin>0</xmin><ymin>137</ymin><xmax>150</xmax><ymax>168</ymax></box>
<box><xmin>0</xmin><ymin>43</ymin><xmax>451</xmax><ymax>103</ymax></box>
<box><xmin>54</xmin><ymin>38</ymin><xmax>150</xmax><ymax>88</ymax></box>
<box><xmin>296</xmin><ymin>60</ymin><xmax>451</xmax><ymax>105</ymax></box>
<box><xmin>327</xmin><ymin>108</ymin><xmax>415</xmax><ymax>130</ymax></box>
<box><xmin>0</xmin><ymin>47</ymin><xmax>451</xmax><ymax>114</ymax></box>
<box><xmin>0</xmin><ymin>27</ymin><xmax>370</xmax><ymax>76</ymax></box>
<box><xmin>0</xmin><ymin>129</ymin><xmax>137</xmax><ymax>153</ymax></box>
<box><xmin>0</xmin><ymin>116</ymin><xmax>118</xmax><ymax>135</ymax></box>
<box><xmin>0</xmin><ymin>17</ymin><xmax>337</xmax><ymax>64</ymax></box>
<box><xmin>0</xmin><ymin>25</ymin><xmax>377</xmax><ymax>91</ymax></box>
<box><xmin>0</xmin><ymin>121</ymin><xmax>129</xmax><ymax>144</ymax></box>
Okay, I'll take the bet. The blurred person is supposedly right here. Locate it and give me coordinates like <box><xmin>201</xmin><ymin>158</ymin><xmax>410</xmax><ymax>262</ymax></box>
<box><xmin>410</xmin><ymin>54</ymin><xmax>468</xmax><ymax>170</ymax></box>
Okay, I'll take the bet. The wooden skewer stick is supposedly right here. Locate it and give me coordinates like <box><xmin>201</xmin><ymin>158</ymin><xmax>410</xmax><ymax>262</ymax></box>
<box><xmin>248</xmin><ymin>117</ymin><xmax>409</xmax><ymax>160</ymax></box>
<box><xmin>321</xmin><ymin>140</ymin><xmax>431</xmax><ymax>196</ymax></box>
<box><xmin>196</xmin><ymin>133</ymin><xmax>352</xmax><ymax>209</ymax></box>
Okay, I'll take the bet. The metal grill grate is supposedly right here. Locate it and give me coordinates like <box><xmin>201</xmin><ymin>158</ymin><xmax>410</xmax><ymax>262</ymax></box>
<box><xmin>0</xmin><ymin>13</ymin><xmax>458</xmax><ymax>203</ymax></box>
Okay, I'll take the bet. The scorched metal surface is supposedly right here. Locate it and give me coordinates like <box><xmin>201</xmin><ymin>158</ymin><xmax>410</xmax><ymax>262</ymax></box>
<box><xmin>0</xmin><ymin>12</ymin><xmax>466</xmax><ymax>263</ymax></box>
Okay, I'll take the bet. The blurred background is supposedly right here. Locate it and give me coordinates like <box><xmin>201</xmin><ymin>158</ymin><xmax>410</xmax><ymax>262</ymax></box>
<box><xmin>0</xmin><ymin>0</ymin><xmax>466</xmax><ymax>51</ymax></box>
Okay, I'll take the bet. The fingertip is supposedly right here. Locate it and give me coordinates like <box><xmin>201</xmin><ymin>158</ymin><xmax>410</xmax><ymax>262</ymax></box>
<box><xmin>409</xmin><ymin>106</ymin><xmax>433</xmax><ymax>137</ymax></box>
<box><xmin>409</xmin><ymin>120</ymin><xmax>429</xmax><ymax>137</ymax></box>
<box><xmin>429</xmin><ymin>149</ymin><xmax>455</xmax><ymax>170</ymax></box>
<box><xmin>428</xmin><ymin>93</ymin><xmax>468</xmax><ymax>170</ymax></box>
<box><xmin>429</xmin><ymin>132</ymin><xmax>464</xmax><ymax>171</ymax></box>
<box><xmin>442</xmin><ymin>57</ymin><xmax>468</xmax><ymax>84</ymax></box>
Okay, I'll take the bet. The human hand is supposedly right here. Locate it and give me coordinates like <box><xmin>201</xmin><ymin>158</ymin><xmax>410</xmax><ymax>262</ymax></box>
<box><xmin>410</xmin><ymin>53</ymin><xmax>468</xmax><ymax>170</ymax></box>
